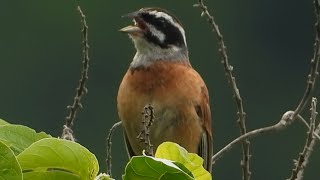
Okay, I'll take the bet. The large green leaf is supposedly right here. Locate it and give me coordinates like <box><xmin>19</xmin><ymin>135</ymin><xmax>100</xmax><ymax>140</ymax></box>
<box><xmin>0</xmin><ymin>141</ymin><xmax>22</xmax><ymax>180</ymax></box>
<box><xmin>155</xmin><ymin>142</ymin><xmax>212</xmax><ymax>180</ymax></box>
<box><xmin>17</xmin><ymin>138</ymin><xmax>99</xmax><ymax>180</ymax></box>
<box><xmin>0</xmin><ymin>124</ymin><xmax>51</xmax><ymax>155</ymax></box>
<box><xmin>0</xmin><ymin>118</ymin><xmax>10</xmax><ymax>126</ymax></box>
<box><xmin>122</xmin><ymin>156</ymin><xmax>194</xmax><ymax>180</ymax></box>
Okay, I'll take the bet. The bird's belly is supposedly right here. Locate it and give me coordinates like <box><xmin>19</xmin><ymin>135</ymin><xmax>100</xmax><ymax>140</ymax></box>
<box><xmin>117</xmin><ymin>62</ymin><xmax>202</xmax><ymax>155</ymax></box>
<box><xmin>124</xmin><ymin>95</ymin><xmax>180</xmax><ymax>150</ymax></box>
<box><xmin>119</xmin><ymin>89</ymin><xmax>200</xmax><ymax>155</ymax></box>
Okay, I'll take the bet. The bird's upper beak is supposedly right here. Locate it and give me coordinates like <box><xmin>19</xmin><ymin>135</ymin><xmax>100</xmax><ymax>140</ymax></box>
<box><xmin>119</xmin><ymin>11</ymin><xmax>146</xmax><ymax>35</ymax></box>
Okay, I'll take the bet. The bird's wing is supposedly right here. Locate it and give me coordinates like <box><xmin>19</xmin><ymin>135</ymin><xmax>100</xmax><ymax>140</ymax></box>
<box><xmin>197</xmin><ymin>86</ymin><xmax>213</xmax><ymax>173</ymax></box>
<box><xmin>124</xmin><ymin>131</ymin><xmax>136</xmax><ymax>157</ymax></box>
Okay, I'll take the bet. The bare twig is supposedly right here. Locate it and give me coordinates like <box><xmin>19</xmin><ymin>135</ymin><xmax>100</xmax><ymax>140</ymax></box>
<box><xmin>212</xmin><ymin>111</ymin><xmax>295</xmax><ymax>162</ymax></box>
<box><xmin>287</xmin><ymin>2</ymin><xmax>320</xmax><ymax>177</ymax></box>
<box><xmin>106</xmin><ymin>121</ymin><xmax>122</xmax><ymax>176</ymax></box>
<box><xmin>290</xmin><ymin>0</ymin><xmax>320</xmax><ymax>121</ymax></box>
<box><xmin>194</xmin><ymin>0</ymin><xmax>250</xmax><ymax>179</ymax></box>
<box><xmin>298</xmin><ymin>115</ymin><xmax>311</xmax><ymax>128</ymax></box>
<box><xmin>297</xmin><ymin>115</ymin><xmax>320</xmax><ymax>179</ymax></box>
<box><xmin>62</xmin><ymin>5</ymin><xmax>90</xmax><ymax>141</ymax></box>
<box><xmin>297</xmin><ymin>113</ymin><xmax>320</xmax><ymax>140</ymax></box>
<box><xmin>211</xmin><ymin>0</ymin><xmax>320</xmax><ymax>170</ymax></box>
<box><xmin>137</xmin><ymin>104</ymin><xmax>155</xmax><ymax>156</ymax></box>
<box><xmin>288</xmin><ymin>98</ymin><xmax>318</xmax><ymax>180</ymax></box>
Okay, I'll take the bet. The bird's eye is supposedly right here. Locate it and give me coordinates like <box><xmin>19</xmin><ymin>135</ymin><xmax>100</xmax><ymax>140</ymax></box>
<box><xmin>135</xmin><ymin>17</ymin><xmax>147</xmax><ymax>30</ymax></box>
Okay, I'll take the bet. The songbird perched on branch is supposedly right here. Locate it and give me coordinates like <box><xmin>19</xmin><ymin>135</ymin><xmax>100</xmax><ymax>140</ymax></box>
<box><xmin>117</xmin><ymin>7</ymin><xmax>213</xmax><ymax>172</ymax></box>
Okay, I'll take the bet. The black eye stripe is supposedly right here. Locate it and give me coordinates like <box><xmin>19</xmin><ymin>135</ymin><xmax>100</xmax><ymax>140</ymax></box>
<box><xmin>145</xmin><ymin>31</ymin><xmax>168</xmax><ymax>48</ymax></box>
<box><xmin>141</xmin><ymin>14</ymin><xmax>169</xmax><ymax>30</ymax></box>
<box><xmin>140</xmin><ymin>12</ymin><xmax>185</xmax><ymax>48</ymax></box>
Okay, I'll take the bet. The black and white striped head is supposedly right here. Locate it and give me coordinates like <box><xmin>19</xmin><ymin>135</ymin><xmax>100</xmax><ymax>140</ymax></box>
<box><xmin>120</xmin><ymin>8</ymin><xmax>189</xmax><ymax>67</ymax></box>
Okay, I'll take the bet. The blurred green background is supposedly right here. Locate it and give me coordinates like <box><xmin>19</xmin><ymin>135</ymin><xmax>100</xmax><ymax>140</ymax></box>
<box><xmin>0</xmin><ymin>0</ymin><xmax>319</xmax><ymax>179</ymax></box>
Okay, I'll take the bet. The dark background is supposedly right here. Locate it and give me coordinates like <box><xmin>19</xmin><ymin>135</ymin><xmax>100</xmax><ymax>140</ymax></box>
<box><xmin>0</xmin><ymin>0</ymin><xmax>319</xmax><ymax>179</ymax></box>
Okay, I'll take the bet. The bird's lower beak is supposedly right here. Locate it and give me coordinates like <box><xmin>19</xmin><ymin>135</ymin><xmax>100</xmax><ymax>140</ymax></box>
<box><xmin>119</xmin><ymin>25</ymin><xmax>142</xmax><ymax>34</ymax></box>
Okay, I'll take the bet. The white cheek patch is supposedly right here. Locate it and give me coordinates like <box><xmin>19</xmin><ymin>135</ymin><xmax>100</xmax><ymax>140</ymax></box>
<box><xmin>146</xmin><ymin>23</ymin><xmax>165</xmax><ymax>42</ymax></box>
<box><xmin>149</xmin><ymin>10</ymin><xmax>187</xmax><ymax>46</ymax></box>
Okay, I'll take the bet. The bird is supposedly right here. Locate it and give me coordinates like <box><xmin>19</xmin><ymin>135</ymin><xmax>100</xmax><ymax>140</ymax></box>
<box><xmin>117</xmin><ymin>7</ymin><xmax>213</xmax><ymax>172</ymax></box>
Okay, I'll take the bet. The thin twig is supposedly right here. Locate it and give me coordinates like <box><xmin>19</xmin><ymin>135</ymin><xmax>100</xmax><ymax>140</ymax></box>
<box><xmin>211</xmin><ymin>112</ymin><xmax>315</xmax><ymax>163</ymax></box>
<box><xmin>194</xmin><ymin>0</ymin><xmax>250</xmax><ymax>179</ymax></box>
<box><xmin>287</xmin><ymin>2</ymin><xmax>320</xmax><ymax>177</ymax></box>
<box><xmin>297</xmin><ymin>116</ymin><xmax>320</xmax><ymax>180</ymax></box>
<box><xmin>297</xmin><ymin>114</ymin><xmax>311</xmax><ymax>128</ymax></box>
<box><xmin>212</xmin><ymin>111</ymin><xmax>295</xmax><ymax>162</ymax></box>
<box><xmin>297</xmin><ymin>113</ymin><xmax>320</xmax><ymax>140</ymax></box>
<box><xmin>288</xmin><ymin>98</ymin><xmax>318</xmax><ymax>180</ymax></box>
<box><xmin>211</xmin><ymin>0</ymin><xmax>320</xmax><ymax>169</ymax></box>
<box><xmin>106</xmin><ymin>121</ymin><xmax>122</xmax><ymax>176</ymax></box>
<box><xmin>137</xmin><ymin>104</ymin><xmax>155</xmax><ymax>156</ymax></box>
<box><xmin>291</xmin><ymin>0</ymin><xmax>320</xmax><ymax>120</ymax></box>
<box><xmin>62</xmin><ymin>5</ymin><xmax>90</xmax><ymax>141</ymax></box>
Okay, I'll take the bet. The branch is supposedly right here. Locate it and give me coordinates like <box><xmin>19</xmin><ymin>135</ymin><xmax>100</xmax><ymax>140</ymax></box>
<box><xmin>288</xmin><ymin>98</ymin><xmax>318</xmax><ymax>180</ymax></box>
<box><xmin>297</xmin><ymin>114</ymin><xmax>320</xmax><ymax>179</ymax></box>
<box><xmin>287</xmin><ymin>2</ymin><xmax>320</xmax><ymax>177</ymax></box>
<box><xmin>211</xmin><ymin>0</ymin><xmax>320</xmax><ymax>170</ymax></box>
<box><xmin>297</xmin><ymin>111</ymin><xmax>320</xmax><ymax>141</ymax></box>
<box><xmin>193</xmin><ymin>0</ymin><xmax>250</xmax><ymax>179</ymax></box>
<box><xmin>106</xmin><ymin>121</ymin><xmax>122</xmax><ymax>176</ymax></box>
<box><xmin>290</xmin><ymin>0</ymin><xmax>320</xmax><ymax>121</ymax></box>
<box><xmin>137</xmin><ymin>104</ymin><xmax>155</xmax><ymax>156</ymax></box>
<box><xmin>212</xmin><ymin>111</ymin><xmax>297</xmax><ymax>162</ymax></box>
<box><xmin>62</xmin><ymin>5</ymin><xmax>90</xmax><ymax>141</ymax></box>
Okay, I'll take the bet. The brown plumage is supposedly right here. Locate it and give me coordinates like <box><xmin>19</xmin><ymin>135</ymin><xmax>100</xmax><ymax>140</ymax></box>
<box><xmin>117</xmin><ymin>7</ymin><xmax>213</xmax><ymax>172</ymax></box>
<box><xmin>117</xmin><ymin>61</ymin><xmax>212</xmax><ymax>171</ymax></box>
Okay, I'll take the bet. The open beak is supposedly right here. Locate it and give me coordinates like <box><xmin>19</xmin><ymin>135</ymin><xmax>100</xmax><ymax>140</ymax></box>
<box><xmin>119</xmin><ymin>25</ymin><xmax>142</xmax><ymax>34</ymax></box>
<box><xmin>119</xmin><ymin>11</ymin><xmax>145</xmax><ymax>35</ymax></box>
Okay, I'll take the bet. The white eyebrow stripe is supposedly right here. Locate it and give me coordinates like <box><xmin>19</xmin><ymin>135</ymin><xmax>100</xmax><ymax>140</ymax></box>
<box><xmin>148</xmin><ymin>10</ymin><xmax>187</xmax><ymax>46</ymax></box>
<box><xmin>146</xmin><ymin>22</ymin><xmax>165</xmax><ymax>42</ymax></box>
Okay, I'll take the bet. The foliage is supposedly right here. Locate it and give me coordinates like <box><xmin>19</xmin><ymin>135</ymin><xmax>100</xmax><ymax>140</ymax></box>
<box><xmin>0</xmin><ymin>119</ymin><xmax>99</xmax><ymax>180</ymax></box>
<box><xmin>122</xmin><ymin>142</ymin><xmax>212</xmax><ymax>180</ymax></box>
<box><xmin>0</xmin><ymin>140</ymin><xmax>22</xmax><ymax>180</ymax></box>
<box><xmin>123</xmin><ymin>156</ymin><xmax>194</xmax><ymax>180</ymax></box>
<box><xmin>155</xmin><ymin>142</ymin><xmax>212</xmax><ymax>180</ymax></box>
<box><xmin>0</xmin><ymin>119</ymin><xmax>210</xmax><ymax>180</ymax></box>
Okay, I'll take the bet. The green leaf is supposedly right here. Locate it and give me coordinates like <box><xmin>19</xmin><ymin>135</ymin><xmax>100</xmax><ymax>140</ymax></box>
<box><xmin>0</xmin><ymin>118</ymin><xmax>10</xmax><ymax>126</ymax></box>
<box><xmin>155</xmin><ymin>142</ymin><xmax>212</xmax><ymax>180</ymax></box>
<box><xmin>172</xmin><ymin>162</ymin><xmax>194</xmax><ymax>178</ymax></box>
<box><xmin>122</xmin><ymin>156</ymin><xmax>194</xmax><ymax>180</ymax></box>
<box><xmin>0</xmin><ymin>124</ymin><xmax>51</xmax><ymax>155</ymax></box>
<box><xmin>0</xmin><ymin>141</ymin><xmax>22</xmax><ymax>180</ymax></box>
<box><xmin>17</xmin><ymin>138</ymin><xmax>99</xmax><ymax>180</ymax></box>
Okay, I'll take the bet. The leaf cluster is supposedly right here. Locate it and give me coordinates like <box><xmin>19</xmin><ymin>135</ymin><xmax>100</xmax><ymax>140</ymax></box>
<box><xmin>0</xmin><ymin>119</ymin><xmax>99</xmax><ymax>180</ymax></box>
<box><xmin>0</xmin><ymin>119</ymin><xmax>210</xmax><ymax>180</ymax></box>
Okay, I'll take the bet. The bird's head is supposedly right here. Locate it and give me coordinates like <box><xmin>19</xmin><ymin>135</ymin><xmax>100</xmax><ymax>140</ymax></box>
<box><xmin>120</xmin><ymin>7</ymin><xmax>189</xmax><ymax>68</ymax></box>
